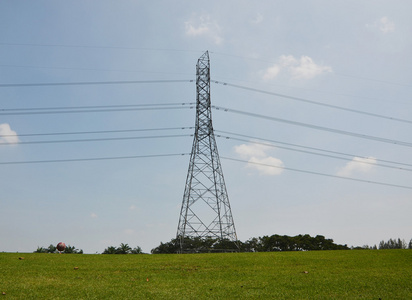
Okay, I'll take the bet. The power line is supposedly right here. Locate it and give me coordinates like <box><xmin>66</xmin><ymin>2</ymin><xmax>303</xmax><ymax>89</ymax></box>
<box><xmin>221</xmin><ymin>156</ymin><xmax>412</xmax><ymax>190</ymax></box>
<box><xmin>0</xmin><ymin>134</ymin><xmax>192</xmax><ymax>146</ymax></box>
<box><xmin>0</xmin><ymin>43</ymin><xmax>203</xmax><ymax>53</ymax></box>
<box><xmin>0</xmin><ymin>153</ymin><xmax>190</xmax><ymax>165</ymax></box>
<box><xmin>2</xmin><ymin>150</ymin><xmax>409</xmax><ymax>190</ymax></box>
<box><xmin>333</xmin><ymin>72</ymin><xmax>412</xmax><ymax>88</ymax></box>
<box><xmin>1</xmin><ymin>148</ymin><xmax>409</xmax><ymax>190</ymax></box>
<box><xmin>210</xmin><ymin>51</ymin><xmax>412</xmax><ymax>88</ymax></box>
<box><xmin>0</xmin><ymin>79</ymin><xmax>193</xmax><ymax>88</ymax></box>
<box><xmin>216</xmin><ymin>130</ymin><xmax>412</xmax><ymax>168</ymax></box>
<box><xmin>216</xmin><ymin>132</ymin><xmax>412</xmax><ymax>173</ymax></box>
<box><xmin>0</xmin><ymin>63</ymin><xmax>195</xmax><ymax>77</ymax></box>
<box><xmin>212</xmin><ymin>105</ymin><xmax>412</xmax><ymax>147</ymax></box>
<box><xmin>5</xmin><ymin>125</ymin><xmax>409</xmax><ymax>172</ymax></box>
<box><xmin>1</xmin><ymin>103</ymin><xmax>194</xmax><ymax>112</ymax></box>
<box><xmin>0</xmin><ymin>104</ymin><xmax>195</xmax><ymax>115</ymax></box>
<box><xmin>1</xmin><ymin>126</ymin><xmax>194</xmax><ymax>137</ymax></box>
<box><xmin>212</xmin><ymin>81</ymin><xmax>412</xmax><ymax>125</ymax></box>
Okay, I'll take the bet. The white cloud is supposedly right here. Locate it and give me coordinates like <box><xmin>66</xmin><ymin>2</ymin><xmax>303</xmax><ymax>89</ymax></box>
<box><xmin>337</xmin><ymin>157</ymin><xmax>377</xmax><ymax>177</ymax></box>
<box><xmin>379</xmin><ymin>17</ymin><xmax>395</xmax><ymax>33</ymax></box>
<box><xmin>90</xmin><ymin>212</ymin><xmax>98</xmax><ymax>218</ymax></box>
<box><xmin>184</xmin><ymin>14</ymin><xmax>223</xmax><ymax>45</ymax></box>
<box><xmin>0</xmin><ymin>123</ymin><xmax>20</xmax><ymax>144</ymax></box>
<box><xmin>262</xmin><ymin>64</ymin><xmax>281</xmax><ymax>80</ymax></box>
<box><xmin>285</xmin><ymin>55</ymin><xmax>332</xmax><ymax>79</ymax></box>
<box><xmin>234</xmin><ymin>143</ymin><xmax>284</xmax><ymax>176</ymax></box>
<box><xmin>366</xmin><ymin>16</ymin><xmax>395</xmax><ymax>34</ymax></box>
<box><xmin>263</xmin><ymin>55</ymin><xmax>332</xmax><ymax>80</ymax></box>
<box><xmin>235</xmin><ymin>143</ymin><xmax>269</xmax><ymax>159</ymax></box>
<box><xmin>248</xmin><ymin>156</ymin><xmax>284</xmax><ymax>176</ymax></box>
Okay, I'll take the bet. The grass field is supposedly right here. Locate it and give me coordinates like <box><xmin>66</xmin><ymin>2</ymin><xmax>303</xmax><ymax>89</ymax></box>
<box><xmin>1</xmin><ymin>250</ymin><xmax>411</xmax><ymax>299</ymax></box>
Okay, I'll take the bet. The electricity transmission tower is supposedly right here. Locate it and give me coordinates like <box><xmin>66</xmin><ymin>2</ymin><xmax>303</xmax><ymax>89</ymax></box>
<box><xmin>176</xmin><ymin>51</ymin><xmax>238</xmax><ymax>252</ymax></box>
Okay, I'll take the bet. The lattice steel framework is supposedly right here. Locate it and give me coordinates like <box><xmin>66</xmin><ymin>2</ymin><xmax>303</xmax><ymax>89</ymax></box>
<box><xmin>176</xmin><ymin>51</ymin><xmax>237</xmax><ymax>252</ymax></box>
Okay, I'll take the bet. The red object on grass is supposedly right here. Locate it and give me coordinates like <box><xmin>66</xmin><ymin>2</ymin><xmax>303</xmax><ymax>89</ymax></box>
<box><xmin>56</xmin><ymin>242</ymin><xmax>66</xmax><ymax>252</ymax></box>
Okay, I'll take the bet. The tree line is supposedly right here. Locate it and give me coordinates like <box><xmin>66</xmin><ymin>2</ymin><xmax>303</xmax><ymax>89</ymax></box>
<box><xmin>34</xmin><ymin>244</ymin><xmax>83</xmax><ymax>254</ymax></box>
<box><xmin>151</xmin><ymin>234</ymin><xmax>350</xmax><ymax>254</ymax></box>
<box><xmin>353</xmin><ymin>238</ymin><xmax>412</xmax><ymax>250</ymax></box>
<box><xmin>33</xmin><ymin>237</ymin><xmax>412</xmax><ymax>254</ymax></box>
<box><xmin>102</xmin><ymin>243</ymin><xmax>143</xmax><ymax>254</ymax></box>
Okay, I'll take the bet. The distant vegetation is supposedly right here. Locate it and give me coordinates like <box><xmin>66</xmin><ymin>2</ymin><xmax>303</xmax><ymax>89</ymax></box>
<box><xmin>32</xmin><ymin>237</ymin><xmax>412</xmax><ymax>254</ymax></box>
<box><xmin>353</xmin><ymin>238</ymin><xmax>412</xmax><ymax>250</ymax></box>
<box><xmin>151</xmin><ymin>234</ymin><xmax>350</xmax><ymax>254</ymax></box>
<box><xmin>151</xmin><ymin>235</ymin><xmax>412</xmax><ymax>254</ymax></box>
<box><xmin>102</xmin><ymin>243</ymin><xmax>143</xmax><ymax>254</ymax></box>
<box><xmin>34</xmin><ymin>244</ymin><xmax>83</xmax><ymax>254</ymax></box>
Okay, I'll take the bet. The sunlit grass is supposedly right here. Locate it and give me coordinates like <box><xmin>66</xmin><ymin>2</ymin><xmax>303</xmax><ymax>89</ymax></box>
<box><xmin>0</xmin><ymin>250</ymin><xmax>411</xmax><ymax>299</ymax></box>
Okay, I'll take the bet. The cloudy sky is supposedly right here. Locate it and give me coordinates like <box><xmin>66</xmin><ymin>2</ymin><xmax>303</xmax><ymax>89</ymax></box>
<box><xmin>1</xmin><ymin>1</ymin><xmax>411</xmax><ymax>253</ymax></box>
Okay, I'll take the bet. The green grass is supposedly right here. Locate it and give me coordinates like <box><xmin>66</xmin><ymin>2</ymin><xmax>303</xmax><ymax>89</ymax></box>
<box><xmin>1</xmin><ymin>250</ymin><xmax>411</xmax><ymax>299</ymax></box>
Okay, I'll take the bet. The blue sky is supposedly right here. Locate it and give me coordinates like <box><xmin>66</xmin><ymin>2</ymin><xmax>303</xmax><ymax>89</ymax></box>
<box><xmin>1</xmin><ymin>1</ymin><xmax>411</xmax><ymax>253</ymax></box>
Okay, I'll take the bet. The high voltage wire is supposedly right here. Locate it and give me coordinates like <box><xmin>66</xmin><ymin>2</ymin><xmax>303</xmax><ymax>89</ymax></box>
<box><xmin>2</xmin><ymin>78</ymin><xmax>410</xmax><ymax>125</ymax></box>
<box><xmin>0</xmin><ymin>43</ymin><xmax>203</xmax><ymax>53</ymax></box>
<box><xmin>0</xmin><ymin>104</ymin><xmax>195</xmax><ymax>115</ymax></box>
<box><xmin>216</xmin><ymin>130</ymin><xmax>412</xmax><ymax>168</ymax></box>
<box><xmin>212</xmin><ymin>81</ymin><xmax>412</xmax><ymax>125</ymax></box>
<box><xmin>0</xmin><ymin>63</ymin><xmax>195</xmax><ymax>77</ymax></box>
<box><xmin>3</xmin><ymin>125</ymin><xmax>409</xmax><ymax>172</ymax></box>
<box><xmin>216</xmin><ymin>133</ymin><xmax>412</xmax><ymax>173</ymax></box>
<box><xmin>0</xmin><ymin>153</ymin><xmax>190</xmax><ymax>165</ymax></box>
<box><xmin>1</xmin><ymin>150</ymin><xmax>410</xmax><ymax>190</ymax></box>
<box><xmin>212</xmin><ymin>106</ymin><xmax>412</xmax><ymax>148</ymax></box>
<box><xmin>0</xmin><ymin>79</ymin><xmax>193</xmax><ymax>88</ymax></box>
<box><xmin>221</xmin><ymin>157</ymin><xmax>412</xmax><ymax>190</ymax></box>
<box><xmin>2</xmin><ymin>43</ymin><xmax>407</xmax><ymax>87</ymax></box>
<box><xmin>209</xmin><ymin>52</ymin><xmax>412</xmax><ymax>88</ymax></box>
<box><xmin>5</xmin><ymin>102</ymin><xmax>411</xmax><ymax>148</ymax></box>
<box><xmin>0</xmin><ymin>134</ymin><xmax>192</xmax><ymax>146</ymax></box>
<box><xmin>0</xmin><ymin>126</ymin><xmax>194</xmax><ymax>137</ymax></box>
<box><xmin>1</xmin><ymin>103</ymin><xmax>194</xmax><ymax>112</ymax></box>
<box><xmin>2</xmin><ymin>125</ymin><xmax>410</xmax><ymax>172</ymax></box>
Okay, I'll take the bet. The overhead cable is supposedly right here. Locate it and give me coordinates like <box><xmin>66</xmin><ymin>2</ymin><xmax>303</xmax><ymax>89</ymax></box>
<box><xmin>0</xmin><ymin>103</ymin><xmax>194</xmax><ymax>115</ymax></box>
<box><xmin>0</xmin><ymin>153</ymin><xmax>190</xmax><ymax>165</ymax></box>
<box><xmin>216</xmin><ymin>133</ymin><xmax>412</xmax><ymax>173</ymax></box>
<box><xmin>212</xmin><ymin>81</ymin><xmax>412</xmax><ymax>125</ymax></box>
<box><xmin>1</xmin><ymin>126</ymin><xmax>194</xmax><ymax>137</ymax></box>
<box><xmin>209</xmin><ymin>52</ymin><xmax>411</xmax><ymax>87</ymax></box>
<box><xmin>0</xmin><ymin>79</ymin><xmax>193</xmax><ymax>88</ymax></box>
<box><xmin>216</xmin><ymin>130</ymin><xmax>412</xmax><ymax>168</ymax></box>
<box><xmin>0</xmin><ymin>134</ymin><xmax>192</xmax><ymax>146</ymax></box>
<box><xmin>212</xmin><ymin>106</ymin><xmax>412</xmax><ymax>147</ymax></box>
<box><xmin>221</xmin><ymin>156</ymin><xmax>412</xmax><ymax>190</ymax></box>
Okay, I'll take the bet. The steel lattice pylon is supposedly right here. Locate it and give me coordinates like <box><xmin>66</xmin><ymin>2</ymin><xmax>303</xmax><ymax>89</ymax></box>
<box><xmin>176</xmin><ymin>51</ymin><xmax>238</xmax><ymax>252</ymax></box>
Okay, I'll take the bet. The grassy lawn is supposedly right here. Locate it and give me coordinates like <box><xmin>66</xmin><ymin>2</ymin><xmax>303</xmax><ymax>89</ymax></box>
<box><xmin>0</xmin><ymin>250</ymin><xmax>411</xmax><ymax>299</ymax></box>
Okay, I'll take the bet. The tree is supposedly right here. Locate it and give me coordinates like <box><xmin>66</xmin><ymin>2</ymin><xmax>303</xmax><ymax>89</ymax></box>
<box><xmin>116</xmin><ymin>243</ymin><xmax>132</xmax><ymax>254</ymax></box>
<box><xmin>34</xmin><ymin>247</ymin><xmax>47</xmax><ymax>253</ymax></box>
<box><xmin>379</xmin><ymin>238</ymin><xmax>407</xmax><ymax>249</ymax></box>
<box><xmin>242</xmin><ymin>237</ymin><xmax>263</xmax><ymax>252</ymax></box>
<box><xmin>151</xmin><ymin>239</ymin><xmax>179</xmax><ymax>254</ymax></box>
<box><xmin>63</xmin><ymin>245</ymin><xmax>83</xmax><ymax>254</ymax></box>
<box><xmin>47</xmin><ymin>244</ymin><xmax>57</xmax><ymax>253</ymax></box>
<box><xmin>102</xmin><ymin>246</ymin><xmax>117</xmax><ymax>254</ymax></box>
<box><xmin>34</xmin><ymin>244</ymin><xmax>83</xmax><ymax>254</ymax></box>
<box><xmin>151</xmin><ymin>234</ymin><xmax>350</xmax><ymax>254</ymax></box>
<box><xmin>102</xmin><ymin>244</ymin><xmax>144</xmax><ymax>254</ymax></box>
<box><xmin>131</xmin><ymin>246</ymin><xmax>143</xmax><ymax>254</ymax></box>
